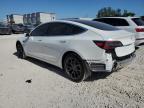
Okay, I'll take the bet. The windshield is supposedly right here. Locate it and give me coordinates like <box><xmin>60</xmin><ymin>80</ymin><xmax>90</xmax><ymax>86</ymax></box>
<box><xmin>69</xmin><ymin>19</ymin><xmax>119</xmax><ymax>31</ymax></box>
<box><xmin>132</xmin><ymin>18</ymin><xmax>144</xmax><ymax>26</ymax></box>
<box><xmin>0</xmin><ymin>23</ymin><xmax>7</xmax><ymax>27</ymax></box>
<box><xmin>18</xmin><ymin>24</ymin><xmax>24</xmax><ymax>27</ymax></box>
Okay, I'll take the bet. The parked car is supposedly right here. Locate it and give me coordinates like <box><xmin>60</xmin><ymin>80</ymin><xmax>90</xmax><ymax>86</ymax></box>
<box><xmin>11</xmin><ymin>24</ymin><xmax>25</xmax><ymax>34</ymax></box>
<box><xmin>141</xmin><ymin>16</ymin><xmax>144</xmax><ymax>21</ymax></box>
<box><xmin>93</xmin><ymin>17</ymin><xmax>144</xmax><ymax>45</ymax></box>
<box><xmin>24</xmin><ymin>25</ymin><xmax>35</xmax><ymax>33</ymax></box>
<box><xmin>0</xmin><ymin>23</ymin><xmax>12</xmax><ymax>35</ymax></box>
<box><xmin>16</xmin><ymin>20</ymin><xmax>135</xmax><ymax>82</ymax></box>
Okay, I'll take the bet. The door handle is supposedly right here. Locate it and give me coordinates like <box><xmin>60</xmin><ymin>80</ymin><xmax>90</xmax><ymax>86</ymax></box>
<box><xmin>38</xmin><ymin>40</ymin><xmax>42</xmax><ymax>42</ymax></box>
<box><xmin>59</xmin><ymin>40</ymin><xmax>66</xmax><ymax>43</ymax></box>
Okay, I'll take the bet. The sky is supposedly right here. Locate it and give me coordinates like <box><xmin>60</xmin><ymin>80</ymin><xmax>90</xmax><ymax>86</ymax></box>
<box><xmin>0</xmin><ymin>0</ymin><xmax>144</xmax><ymax>20</ymax></box>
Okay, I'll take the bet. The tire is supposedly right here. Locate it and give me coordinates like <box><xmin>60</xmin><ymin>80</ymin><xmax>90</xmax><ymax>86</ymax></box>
<box><xmin>16</xmin><ymin>43</ymin><xmax>26</xmax><ymax>59</ymax></box>
<box><xmin>63</xmin><ymin>53</ymin><xmax>90</xmax><ymax>82</ymax></box>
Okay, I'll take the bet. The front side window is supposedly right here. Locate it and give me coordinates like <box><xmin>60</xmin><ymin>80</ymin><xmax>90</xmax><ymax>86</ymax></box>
<box><xmin>30</xmin><ymin>23</ymin><xmax>49</xmax><ymax>36</ymax></box>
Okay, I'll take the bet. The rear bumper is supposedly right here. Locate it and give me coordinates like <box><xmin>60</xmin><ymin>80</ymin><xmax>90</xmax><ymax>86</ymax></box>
<box><xmin>85</xmin><ymin>52</ymin><xmax>136</xmax><ymax>72</ymax></box>
<box><xmin>112</xmin><ymin>53</ymin><xmax>136</xmax><ymax>71</ymax></box>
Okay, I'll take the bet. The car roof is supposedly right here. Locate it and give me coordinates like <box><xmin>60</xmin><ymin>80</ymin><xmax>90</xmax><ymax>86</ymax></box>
<box><xmin>56</xmin><ymin>19</ymin><xmax>104</xmax><ymax>27</ymax></box>
<box><xmin>46</xmin><ymin>19</ymin><xmax>93</xmax><ymax>23</ymax></box>
<box><xmin>96</xmin><ymin>17</ymin><xmax>140</xmax><ymax>20</ymax></box>
<box><xmin>38</xmin><ymin>19</ymin><xmax>94</xmax><ymax>27</ymax></box>
<box><xmin>64</xmin><ymin>19</ymin><xmax>94</xmax><ymax>23</ymax></box>
<box><xmin>36</xmin><ymin>19</ymin><xmax>119</xmax><ymax>33</ymax></box>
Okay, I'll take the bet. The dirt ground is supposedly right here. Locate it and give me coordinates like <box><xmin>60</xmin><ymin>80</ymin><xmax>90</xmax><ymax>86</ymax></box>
<box><xmin>0</xmin><ymin>34</ymin><xmax>144</xmax><ymax>108</ymax></box>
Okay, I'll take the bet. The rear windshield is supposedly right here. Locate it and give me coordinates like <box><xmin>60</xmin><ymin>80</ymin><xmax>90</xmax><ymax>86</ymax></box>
<box><xmin>69</xmin><ymin>19</ymin><xmax>119</xmax><ymax>31</ymax></box>
<box><xmin>132</xmin><ymin>18</ymin><xmax>144</xmax><ymax>26</ymax></box>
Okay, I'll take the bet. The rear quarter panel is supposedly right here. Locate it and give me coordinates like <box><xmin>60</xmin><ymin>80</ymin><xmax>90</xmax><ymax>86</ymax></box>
<box><xmin>58</xmin><ymin>30</ymin><xmax>106</xmax><ymax>68</ymax></box>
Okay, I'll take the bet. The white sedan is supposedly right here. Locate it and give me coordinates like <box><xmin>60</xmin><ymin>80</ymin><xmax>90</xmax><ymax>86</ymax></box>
<box><xmin>16</xmin><ymin>19</ymin><xmax>136</xmax><ymax>82</ymax></box>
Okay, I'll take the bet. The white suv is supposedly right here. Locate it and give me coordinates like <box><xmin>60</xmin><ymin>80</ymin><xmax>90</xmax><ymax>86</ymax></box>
<box><xmin>16</xmin><ymin>19</ymin><xmax>135</xmax><ymax>82</ymax></box>
<box><xmin>94</xmin><ymin>17</ymin><xmax>144</xmax><ymax>45</ymax></box>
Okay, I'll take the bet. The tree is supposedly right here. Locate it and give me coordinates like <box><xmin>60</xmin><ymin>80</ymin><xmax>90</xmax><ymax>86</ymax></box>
<box><xmin>122</xmin><ymin>10</ymin><xmax>135</xmax><ymax>17</ymax></box>
<box><xmin>97</xmin><ymin>7</ymin><xmax>116</xmax><ymax>18</ymax></box>
<box><xmin>116</xmin><ymin>9</ymin><xmax>122</xmax><ymax>16</ymax></box>
<box><xmin>96</xmin><ymin>7</ymin><xmax>135</xmax><ymax>18</ymax></box>
<box><xmin>122</xmin><ymin>10</ymin><xmax>128</xmax><ymax>17</ymax></box>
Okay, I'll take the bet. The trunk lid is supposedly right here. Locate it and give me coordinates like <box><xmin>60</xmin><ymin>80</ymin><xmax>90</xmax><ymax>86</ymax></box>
<box><xmin>98</xmin><ymin>30</ymin><xmax>135</xmax><ymax>57</ymax></box>
<box><xmin>99</xmin><ymin>30</ymin><xmax>135</xmax><ymax>45</ymax></box>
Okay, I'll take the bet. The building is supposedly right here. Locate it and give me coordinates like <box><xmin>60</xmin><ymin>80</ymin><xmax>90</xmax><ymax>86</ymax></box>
<box><xmin>35</xmin><ymin>12</ymin><xmax>56</xmax><ymax>25</ymax></box>
<box><xmin>7</xmin><ymin>12</ymin><xmax>56</xmax><ymax>25</ymax></box>
<box><xmin>23</xmin><ymin>14</ymin><xmax>27</xmax><ymax>25</ymax></box>
<box><xmin>24</xmin><ymin>12</ymin><xmax>56</xmax><ymax>25</ymax></box>
<box><xmin>31</xmin><ymin>13</ymin><xmax>36</xmax><ymax>25</ymax></box>
<box><xmin>27</xmin><ymin>14</ymin><xmax>31</xmax><ymax>24</ymax></box>
<box><xmin>7</xmin><ymin>14</ymin><xmax>23</xmax><ymax>24</ymax></box>
<box><xmin>23</xmin><ymin>12</ymin><xmax>56</xmax><ymax>25</ymax></box>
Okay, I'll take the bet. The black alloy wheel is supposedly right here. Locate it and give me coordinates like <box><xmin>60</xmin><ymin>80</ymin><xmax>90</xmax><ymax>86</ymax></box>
<box><xmin>64</xmin><ymin>53</ymin><xmax>89</xmax><ymax>82</ymax></box>
<box><xmin>16</xmin><ymin>43</ymin><xmax>26</xmax><ymax>59</ymax></box>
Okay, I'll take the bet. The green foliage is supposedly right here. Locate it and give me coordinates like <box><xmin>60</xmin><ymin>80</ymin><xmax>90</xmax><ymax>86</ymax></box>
<box><xmin>97</xmin><ymin>7</ymin><xmax>135</xmax><ymax>18</ymax></box>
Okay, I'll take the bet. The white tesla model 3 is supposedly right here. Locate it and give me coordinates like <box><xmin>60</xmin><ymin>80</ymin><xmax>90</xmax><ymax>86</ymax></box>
<box><xmin>16</xmin><ymin>19</ymin><xmax>136</xmax><ymax>82</ymax></box>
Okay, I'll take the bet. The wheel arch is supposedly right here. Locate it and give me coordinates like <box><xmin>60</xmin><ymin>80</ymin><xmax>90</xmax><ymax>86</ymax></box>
<box><xmin>61</xmin><ymin>50</ymin><xmax>91</xmax><ymax>82</ymax></box>
<box><xmin>16</xmin><ymin>40</ymin><xmax>25</xmax><ymax>52</ymax></box>
<box><xmin>61</xmin><ymin>51</ymin><xmax>84</xmax><ymax>69</ymax></box>
<box><xmin>16</xmin><ymin>41</ymin><xmax>22</xmax><ymax>47</ymax></box>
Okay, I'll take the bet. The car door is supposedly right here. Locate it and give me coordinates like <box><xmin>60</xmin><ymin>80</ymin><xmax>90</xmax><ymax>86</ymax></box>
<box><xmin>37</xmin><ymin>22</ymin><xmax>85</xmax><ymax>64</ymax></box>
<box><xmin>25</xmin><ymin>22</ymin><xmax>86</xmax><ymax>65</ymax></box>
<box><xmin>24</xmin><ymin>23</ymin><xmax>49</xmax><ymax>58</ymax></box>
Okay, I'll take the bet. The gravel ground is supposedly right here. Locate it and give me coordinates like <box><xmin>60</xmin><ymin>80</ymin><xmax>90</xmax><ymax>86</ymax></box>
<box><xmin>0</xmin><ymin>34</ymin><xmax>144</xmax><ymax>108</ymax></box>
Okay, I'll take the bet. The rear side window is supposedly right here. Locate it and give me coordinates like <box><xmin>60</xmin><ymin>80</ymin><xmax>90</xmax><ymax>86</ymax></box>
<box><xmin>94</xmin><ymin>18</ymin><xmax>129</xmax><ymax>26</ymax></box>
<box><xmin>47</xmin><ymin>22</ymin><xmax>86</xmax><ymax>36</ymax></box>
<box><xmin>132</xmin><ymin>18</ymin><xmax>144</xmax><ymax>26</ymax></box>
<box><xmin>70</xmin><ymin>19</ymin><xmax>119</xmax><ymax>31</ymax></box>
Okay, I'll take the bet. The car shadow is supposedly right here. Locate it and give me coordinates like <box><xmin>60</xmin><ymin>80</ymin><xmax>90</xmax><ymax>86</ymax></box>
<box><xmin>135</xmin><ymin>46</ymin><xmax>139</xmax><ymax>50</ymax></box>
<box><xmin>13</xmin><ymin>52</ymin><xmax>67</xmax><ymax>78</ymax></box>
<box><xmin>85</xmin><ymin>72</ymin><xmax>112</xmax><ymax>82</ymax></box>
<box><xmin>13</xmin><ymin>52</ymin><xmax>112</xmax><ymax>82</ymax></box>
<box><xmin>139</xmin><ymin>43</ymin><xmax>144</xmax><ymax>46</ymax></box>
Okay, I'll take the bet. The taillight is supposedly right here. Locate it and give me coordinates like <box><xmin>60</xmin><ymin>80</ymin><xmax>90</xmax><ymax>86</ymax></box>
<box><xmin>135</xmin><ymin>28</ymin><xmax>144</xmax><ymax>32</ymax></box>
<box><xmin>93</xmin><ymin>41</ymin><xmax>123</xmax><ymax>50</ymax></box>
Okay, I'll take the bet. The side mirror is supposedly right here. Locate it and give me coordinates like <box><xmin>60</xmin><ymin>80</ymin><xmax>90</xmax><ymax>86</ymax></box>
<box><xmin>25</xmin><ymin>33</ymin><xmax>30</xmax><ymax>37</ymax></box>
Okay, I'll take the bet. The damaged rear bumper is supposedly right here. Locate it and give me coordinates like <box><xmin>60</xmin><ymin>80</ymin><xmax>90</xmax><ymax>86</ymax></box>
<box><xmin>85</xmin><ymin>52</ymin><xmax>136</xmax><ymax>72</ymax></box>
